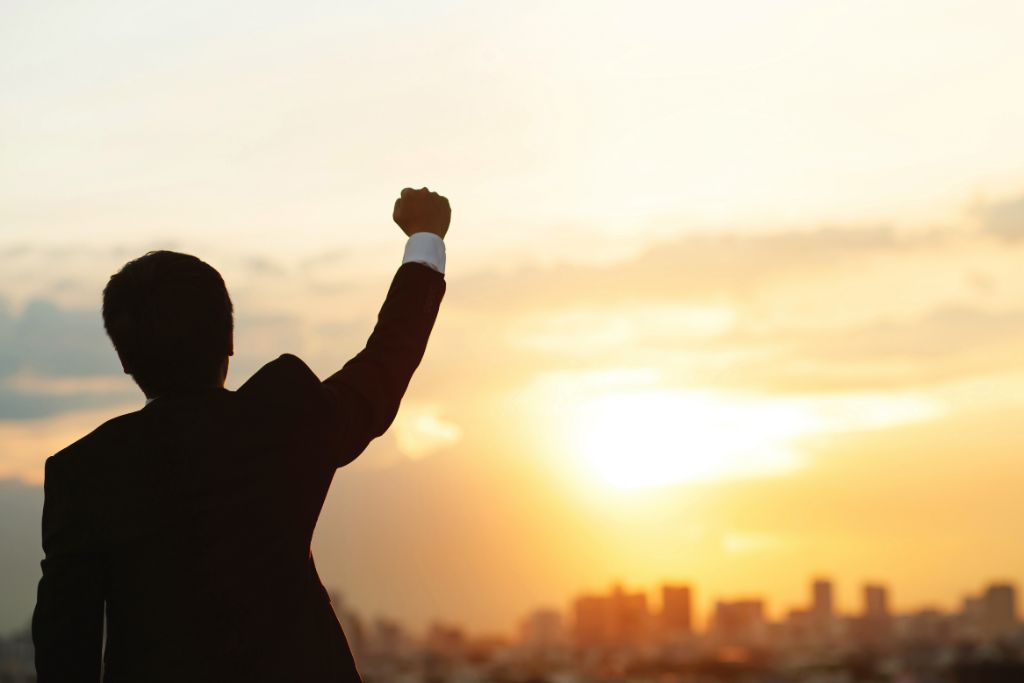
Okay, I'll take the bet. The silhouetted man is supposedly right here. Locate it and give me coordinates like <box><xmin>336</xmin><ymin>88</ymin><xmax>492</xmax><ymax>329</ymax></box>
<box><xmin>32</xmin><ymin>188</ymin><xmax>450</xmax><ymax>682</ymax></box>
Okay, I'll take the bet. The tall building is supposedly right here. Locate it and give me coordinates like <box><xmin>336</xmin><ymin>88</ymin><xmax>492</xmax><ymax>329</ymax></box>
<box><xmin>982</xmin><ymin>583</ymin><xmax>1017</xmax><ymax>640</ymax></box>
<box><xmin>660</xmin><ymin>584</ymin><xmax>693</xmax><ymax>635</ymax></box>
<box><xmin>858</xmin><ymin>583</ymin><xmax>892</xmax><ymax>649</ymax></box>
<box><xmin>808</xmin><ymin>578</ymin><xmax>836</xmax><ymax>645</ymax></box>
<box><xmin>572</xmin><ymin>584</ymin><xmax>650</xmax><ymax>646</ymax></box>
<box><xmin>812</xmin><ymin>579</ymin><xmax>834</xmax><ymax>620</ymax></box>
<box><xmin>864</xmin><ymin>584</ymin><xmax>889</xmax><ymax>618</ymax></box>
<box><xmin>574</xmin><ymin>595</ymin><xmax>612</xmax><ymax>646</ymax></box>
<box><xmin>960</xmin><ymin>583</ymin><xmax>1018</xmax><ymax>641</ymax></box>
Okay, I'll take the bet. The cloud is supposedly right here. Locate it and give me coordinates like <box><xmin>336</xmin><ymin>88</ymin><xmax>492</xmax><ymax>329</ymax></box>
<box><xmin>0</xmin><ymin>298</ymin><xmax>118</xmax><ymax>380</ymax></box>
<box><xmin>686</xmin><ymin>305</ymin><xmax>1024</xmax><ymax>395</ymax></box>
<box><xmin>0</xmin><ymin>297</ymin><xmax>134</xmax><ymax>419</ymax></box>
<box><xmin>452</xmin><ymin>225</ymin><xmax>942</xmax><ymax>314</ymax></box>
<box><xmin>0</xmin><ymin>294</ymin><xmax>316</xmax><ymax>420</ymax></box>
<box><xmin>1</xmin><ymin>211</ymin><xmax>1023</xmax><ymax>454</ymax></box>
<box><xmin>242</xmin><ymin>256</ymin><xmax>287</xmax><ymax>277</ymax></box>
<box><xmin>721</xmin><ymin>532</ymin><xmax>785</xmax><ymax>555</ymax></box>
<box><xmin>431</xmin><ymin>214</ymin><xmax>1024</xmax><ymax>402</ymax></box>
<box><xmin>0</xmin><ymin>385</ymin><xmax>133</xmax><ymax>421</ymax></box>
<box><xmin>784</xmin><ymin>315</ymin><xmax>1015</xmax><ymax>393</ymax></box>
<box><xmin>978</xmin><ymin>192</ymin><xmax>1024</xmax><ymax>241</ymax></box>
<box><xmin>299</xmin><ymin>247</ymin><xmax>351</xmax><ymax>271</ymax></box>
<box><xmin>392</xmin><ymin>403</ymin><xmax>463</xmax><ymax>461</ymax></box>
<box><xmin>805</xmin><ymin>306</ymin><xmax>1024</xmax><ymax>361</ymax></box>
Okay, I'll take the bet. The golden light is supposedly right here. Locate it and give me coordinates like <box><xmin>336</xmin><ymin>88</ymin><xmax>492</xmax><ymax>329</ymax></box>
<box><xmin>568</xmin><ymin>391</ymin><xmax>813</xmax><ymax>490</ymax></box>
<box><xmin>564</xmin><ymin>388</ymin><xmax>945</xmax><ymax>490</ymax></box>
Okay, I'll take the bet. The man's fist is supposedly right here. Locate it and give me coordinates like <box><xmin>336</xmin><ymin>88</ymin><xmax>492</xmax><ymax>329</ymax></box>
<box><xmin>393</xmin><ymin>187</ymin><xmax>451</xmax><ymax>239</ymax></box>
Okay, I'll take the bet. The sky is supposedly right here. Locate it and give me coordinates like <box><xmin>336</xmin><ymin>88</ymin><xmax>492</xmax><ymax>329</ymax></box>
<box><xmin>3</xmin><ymin>0</ymin><xmax>1024</xmax><ymax>636</ymax></box>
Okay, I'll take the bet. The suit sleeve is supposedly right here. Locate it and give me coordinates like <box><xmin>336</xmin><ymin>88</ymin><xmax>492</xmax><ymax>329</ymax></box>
<box><xmin>32</xmin><ymin>454</ymin><xmax>105</xmax><ymax>682</ymax></box>
<box><xmin>321</xmin><ymin>261</ymin><xmax>445</xmax><ymax>466</ymax></box>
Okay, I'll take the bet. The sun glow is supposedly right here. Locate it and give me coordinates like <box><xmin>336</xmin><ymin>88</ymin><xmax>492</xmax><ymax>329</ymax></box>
<box><xmin>567</xmin><ymin>390</ymin><xmax>943</xmax><ymax>490</ymax></box>
<box><xmin>569</xmin><ymin>391</ymin><xmax>812</xmax><ymax>489</ymax></box>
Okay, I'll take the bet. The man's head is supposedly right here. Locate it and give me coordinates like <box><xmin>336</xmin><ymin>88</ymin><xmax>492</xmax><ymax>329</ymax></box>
<box><xmin>102</xmin><ymin>251</ymin><xmax>233</xmax><ymax>398</ymax></box>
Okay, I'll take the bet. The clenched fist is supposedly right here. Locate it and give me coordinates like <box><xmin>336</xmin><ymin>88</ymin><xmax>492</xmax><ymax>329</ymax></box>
<box><xmin>392</xmin><ymin>187</ymin><xmax>451</xmax><ymax>239</ymax></box>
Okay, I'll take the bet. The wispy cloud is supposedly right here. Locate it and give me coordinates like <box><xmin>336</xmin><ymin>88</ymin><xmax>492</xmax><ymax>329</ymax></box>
<box><xmin>977</xmin><ymin>192</ymin><xmax>1024</xmax><ymax>241</ymax></box>
<box><xmin>392</xmin><ymin>403</ymin><xmax>463</xmax><ymax>461</ymax></box>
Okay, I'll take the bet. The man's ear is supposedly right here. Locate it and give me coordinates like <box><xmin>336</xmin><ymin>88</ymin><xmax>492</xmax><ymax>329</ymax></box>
<box><xmin>116</xmin><ymin>350</ymin><xmax>132</xmax><ymax>375</ymax></box>
<box><xmin>228</xmin><ymin>334</ymin><xmax>234</xmax><ymax>357</ymax></box>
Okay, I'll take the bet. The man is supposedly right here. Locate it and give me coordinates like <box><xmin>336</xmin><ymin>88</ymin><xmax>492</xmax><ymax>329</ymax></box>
<box><xmin>32</xmin><ymin>188</ymin><xmax>451</xmax><ymax>682</ymax></box>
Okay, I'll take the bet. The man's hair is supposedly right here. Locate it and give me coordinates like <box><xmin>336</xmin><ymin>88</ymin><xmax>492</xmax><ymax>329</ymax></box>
<box><xmin>102</xmin><ymin>250</ymin><xmax>233</xmax><ymax>397</ymax></box>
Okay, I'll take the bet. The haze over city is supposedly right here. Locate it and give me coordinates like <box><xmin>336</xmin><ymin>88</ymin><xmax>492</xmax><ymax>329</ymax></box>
<box><xmin>3</xmin><ymin>0</ymin><xmax>1024</xmax><ymax>647</ymax></box>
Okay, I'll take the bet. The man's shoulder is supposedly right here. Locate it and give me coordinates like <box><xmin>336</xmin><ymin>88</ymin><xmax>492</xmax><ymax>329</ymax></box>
<box><xmin>45</xmin><ymin>410</ymin><xmax>143</xmax><ymax>480</ymax></box>
<box><xmin>234</xmin><ymin>354</ymin><xmax>334</xmax><ymax>434</ymax></box>
<box><xmin>237</xmin><ymin>353</ymin><xmax>321</xmax><ymax>395</ymax></box>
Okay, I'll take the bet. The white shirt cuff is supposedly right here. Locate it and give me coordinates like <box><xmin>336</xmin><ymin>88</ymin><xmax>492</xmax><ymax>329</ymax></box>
<box><xmin>402</xmin><ymin>232</ymin><xmax>446</xmax><ymax>274</ymax></box>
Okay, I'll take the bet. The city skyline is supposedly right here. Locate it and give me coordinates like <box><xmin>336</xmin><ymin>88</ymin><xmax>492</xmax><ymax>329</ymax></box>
<box><xmin>323</xmin><ymin>573</ymin><xmax>1021</xmax><ymax>643</ymax></box>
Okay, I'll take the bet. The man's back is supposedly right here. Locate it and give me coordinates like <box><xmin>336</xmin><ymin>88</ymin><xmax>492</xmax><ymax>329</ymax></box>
<box><xmin>77</xmin><ymin>359</ymin><xmax>350</xmax><ymax>680</ymax></box>
<box><xmin>34</xmin><ymin>251</ymin><xmax>448</xmax><ymax>681</ymax></box>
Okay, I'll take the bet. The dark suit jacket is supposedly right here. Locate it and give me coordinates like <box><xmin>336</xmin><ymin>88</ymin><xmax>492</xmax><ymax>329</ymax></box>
<box><xmin>32</xmin><ymin>262</ymin><xmax>445</xmax><ymax>682</ymax></box>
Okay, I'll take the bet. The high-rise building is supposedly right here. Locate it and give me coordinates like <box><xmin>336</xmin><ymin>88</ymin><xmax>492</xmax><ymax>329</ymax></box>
<box><xmin>982</xmin><ymin>583</ymin><xmax>1017</xmax><ymax>639</ymax></box>
<box><xmin>572</xmin><ymin>584</ymin><xmax>649</xmax><ymax>646</ymax></box>
<box><xmin>960</xmin><ymin>583</ymin><xmax>1018</xmax><ymax>641</ymax></box>
<box><xmin>574</xmin><ymin>594</ymin><xmax>612</xmax><ymax>645</ymax></box>
<box><xmin>806</xmin><ymin>578</ymin><xmax>836</xmax><ymax>645</ymax></box>
<box><xmin>812</xmin><ymin>579</ymin><xmax>834</xmax><ymax>619</ymax></box>
<box><xmin>710</xmin><ymin>600</ymin><xmax>766</xmax><ymax>647</ymax></box>
<box><xmin>864</xmin><ymin>584</ymin><xmax>889</xmax><ymax>618</ymax></box>
<box><xmin>857</xmin><ymin>583</ymin><xmax>892</xmax><ymax>649</ymax></box>
<box><xmin>610</xmin><ymin>584</ymin><xmax>649</xmax><ymax>644</ymax></box>
<box><xmin>660</xmin><ymin>584</ymin><xmax>693</xmax><ymax>635</ymax></box>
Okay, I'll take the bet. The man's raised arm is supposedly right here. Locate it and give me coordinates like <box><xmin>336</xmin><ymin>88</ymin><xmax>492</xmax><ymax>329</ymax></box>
<box><xmin>320</xmin><ymin>187</ymin><xmax>450</xmax><ymax>466</ymax></box>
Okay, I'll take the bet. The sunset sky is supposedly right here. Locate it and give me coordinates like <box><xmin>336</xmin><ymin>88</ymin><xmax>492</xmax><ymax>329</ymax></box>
<box><xmin>3</xmin><ymin>0</ymin><xmax>1024</xmax><ymax>636</ymax></box>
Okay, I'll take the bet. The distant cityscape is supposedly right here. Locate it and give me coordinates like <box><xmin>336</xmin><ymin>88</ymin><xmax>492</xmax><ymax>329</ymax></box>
<box><xmin>326</xmin><ymin>576</ymin><xmax>1024</xmax><ymax>682</ymax></box>
<box><xmin>2</xmin><ymin>576</ymin><xmax>1023</xmax><ymax>682</ymax></box>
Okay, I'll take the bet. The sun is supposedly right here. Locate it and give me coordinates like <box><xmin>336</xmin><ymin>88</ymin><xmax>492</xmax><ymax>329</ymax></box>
<box><xmin>568</xmin><ymin>391</ymin><xmax>812</xmax><ymax>490</ymax></box>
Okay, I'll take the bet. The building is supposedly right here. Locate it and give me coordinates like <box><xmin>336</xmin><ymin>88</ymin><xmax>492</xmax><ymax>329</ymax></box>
<box><xmin>520</xmin><ymin>608</ymin><xmax>565</xmax><ymax>650</ymax></box>
<box><xmin>959</xmin><ymin>583</ymin><xmax>1018</xmax><ymax>641</ymax></box>
<box><xmin>574</xmin><ymin>594</ymin><xmax>613</xmax><ymax>645</ymax></box>
<box><xmin>856</xmin><ymin>583</ymin><xmax>892</xmax><ymax>650</ymax></box>
<box><xmin>897</xmin><ymin>609</ymin><xmax>954</xmax><ymax>644</ymax></box>
<box><xmin>572</xmin><ymin>584</ymin><xmax>650</xmax><ymax>646</ymax></box>
<box><xmin>425</xmin><ymin>622</ymin><xmax>466</xmax><ymax>658</ymax></box>
<box><xmin>981</xmin><ymin>583</ymin><xmax>1017</xmax><ymax>640</ymax></box>
<box><xmin>782</xmin><ymin>609</ymin><xmax>815</xmax><ymax>650</ymax></box>
<box><xmin>864</xmin><ymin>584</ymin><xmax>889</xmax><ymax>619</ymax></box>
<box><xmin>660</xmin><ymin>584</ymin><xmax>693</xmax><ymax>635</ymax></box>
<box><xmin>808</xmin><ymin>578</ymin><xmax>836</xmax><ymax>644</ymax></box>
<box><xmin>710</xmin><ymin>600</ymin><xmax>766</xmax><ymax>648</ymax></box>
<box><xmin>812</xmin><ymin>579</ymin><xmax>834</xmax><ymax>620</ymax></box>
